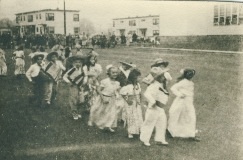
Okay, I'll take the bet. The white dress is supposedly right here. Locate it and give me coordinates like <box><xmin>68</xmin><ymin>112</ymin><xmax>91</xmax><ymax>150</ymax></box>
<box><xmin>120</xmin><ymin>84</ymin><xmax>143</xmax><ymax>135</ymax></box>
<box><xmin>168</xmin><ymin>79</ymin><xmax>196</xmax><ymax>138</ymax></box>
<box><xmin>0</xmin><ymin>49</ymin><xmax>7</xmax><ymax>75</ymax></box>
<box><xmin>13</xmin><ymin>50</ymin><xmax>25</xmax><ymax>75</ymax></box>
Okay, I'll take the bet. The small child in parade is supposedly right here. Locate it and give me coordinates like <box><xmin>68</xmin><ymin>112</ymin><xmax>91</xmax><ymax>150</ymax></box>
<box><xmin>63</xmin><ymin>55</ymin><xmax>88</xmax><ymax>120</ymax></box>
<box><xmin>83</xmin><ymin>51</ymin><xmax>102</xmax><ymax>112</ymax></box>
<box><xmin>90</xmin><ymin>65</ymin><xmax>120</xmax><ymax>132</ymax></box>
<box><xmin>43</xmin><ymin>52</ymin><xmax>66</xmax><ymax>106</ymax></box>
<box><xmin>167</xmin><ymin>69</ymin><xmax>200</xmax><ymax>141</ymax></box>
<box><xmin>142</xmin><ymin>58</ymin><xmax>172</xmax><ymax>90</ymax></box>
<box><xmin>120</xmin><ymin>68</ymin><xmax>143</xmax><ymax>139</ymax></box>
<box><xmin>25</xmin><ymin>54</ymin><xmax>45</xmax><ymax>107</ymax></box>
<box><xmin>140</xmin><ymin>67</ymin><xmax>169</xmax><ymax>147</ymax></box>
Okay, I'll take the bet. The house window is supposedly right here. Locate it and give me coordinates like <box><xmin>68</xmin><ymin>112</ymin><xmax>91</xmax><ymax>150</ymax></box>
<box><xmin>20</xmin><ymin>16</ymin><xmax>22</xmax><ymax>21</ymax></box>
<box><xmin>73</xmin><ymin>14</ymin><xmax>79</xmax><ymax>21</ymax></box>
<box><xmin>141</xmin><ymin>19</ymin><xmax>145</xmax><ymax>22</ymax></box>
<box><xmin>129</xmin><ymin>20</ymin><xmax>136</xmax><ymax>26</ymax></box>
<box><xmin>153</xmin><ymin>18</ymin><xmax>159</xmax><ymax>25</ymax></box>
<box><xmin>74</xmin><ymin>27</ymin><xmax>80</xmax><ymax>34</ymax></box>
<box><xmin>36</xmin><ymin>27</ymin><xmax>39</xmax><ymax>32</ymax></box>
<box><xmin>39</xmin><ymin>14</ymin><xmax>41</xmax><ymax>19</ymax></box>
<box><xmin>113</xmin><ymin>21</ymin><xmax>115</xmax><ymax>27</ymax></box>
<box><xmin>16</xmin><ymin>16</ymin><xmax>19</xmax><ymax>23</ymax></box>
<box><xmin>36</xmin><ymin>14</ymin><xmax>38</xmax><ymax>20</ymax></box>
<box><xmin>153</xmin><ymin>30</ymin><xmax>159</xmax><ymax>36</ymax></box>
<box><xmin>48</xmin><ymin>27</ymin><xmax>55</xmax><ymax>34</ymax></box>
<box><xmin>46</xmin><ymin>13</ymin><xmax>54</xmax><ymax>21</ymax></box>
<box><xmin>239</xmin><ymin>4</ymin><xmax>243</xmax><ymax>25</ymax></box>
<box><xmin>214</xmin><ymin>4</ymin><xmax>243</xmax><ymax>26</ymax></box>
<box><xmin>28</xmin><ymin>15</ymin><xmax>33</xmax><ymax>22</ymax></box>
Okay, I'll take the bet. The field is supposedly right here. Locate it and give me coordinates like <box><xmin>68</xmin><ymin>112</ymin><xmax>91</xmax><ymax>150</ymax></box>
<box><xmin>0</xmin><ymin>47</ymin><xmax>242</xmax><ymax>160</ymax></box>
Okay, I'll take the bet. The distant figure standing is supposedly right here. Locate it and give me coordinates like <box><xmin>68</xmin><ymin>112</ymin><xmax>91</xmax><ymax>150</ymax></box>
<box><xmin>0</xmin><ymin>48</ymin><xmax>7</xmax><ymax>76</ymax></box>
<box><xmin>13</xmin><ymin>46</ymin><xmax>25</xmax><ymax>77</ymax></box>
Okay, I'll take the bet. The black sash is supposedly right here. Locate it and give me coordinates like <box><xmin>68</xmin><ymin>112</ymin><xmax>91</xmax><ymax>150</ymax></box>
<box><xmin>67</xmin><ymin>68</ymin><xmax>85</xmax><ymax>87</ymax></box>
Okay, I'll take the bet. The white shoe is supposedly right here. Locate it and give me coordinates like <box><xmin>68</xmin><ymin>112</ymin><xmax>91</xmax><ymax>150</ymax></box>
<box><xmin>88</xmin><ymin>121</ymin><xmax>93</xmax><ymax>126</ymax></box>
<box><xmin>77</xmin><ymin>114</ymin><xmax>82</xmax><ymax>118</ymax></box>
<box><xmin>143</xmin><ymin>142</ymin><xmax>151</xmax><ymax>147</ymax></box>
<box><xmin>108</xmin><ymin>128</ymin><xmax>115</xmax><ymax>132</ymax></box>
<box><xmin>73</xmin><ymin>115</ymin><xmax>78</xmax><ymax>120</ymax></box>
<box><xmin>128</xmin><ymin>134</ymin><xmax>133</xmax><ymax>139</ymax></box>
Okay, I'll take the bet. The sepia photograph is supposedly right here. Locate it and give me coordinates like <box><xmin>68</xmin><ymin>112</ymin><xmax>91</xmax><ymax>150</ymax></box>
<box><xmin>0</xmin><ymin>0</ymin><xmax>242</xmax><ymax>159</ymax></box>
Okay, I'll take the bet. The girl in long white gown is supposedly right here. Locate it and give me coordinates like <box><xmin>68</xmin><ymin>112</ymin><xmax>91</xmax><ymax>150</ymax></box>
<box><xmin>167</xmin><ymin>69</ymin><xmax>200</xmax><ymax>141</ymax></box>
<box><xmin>13</xmin><ymin>46</ymin><xmax>25</xmax><ymax>76</ymax></box>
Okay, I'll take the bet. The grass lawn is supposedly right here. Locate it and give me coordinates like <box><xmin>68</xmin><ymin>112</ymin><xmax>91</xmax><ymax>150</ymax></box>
<box><xmin>0</xmin><ymin>47</ymin><xmax>242</xmax><ymax>160</ymax></box>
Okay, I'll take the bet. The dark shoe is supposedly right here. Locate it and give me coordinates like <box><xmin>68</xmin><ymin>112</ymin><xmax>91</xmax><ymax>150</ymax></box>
<box><xmin>155</xmin><ymin>141</ymin><xmax>169</xmax><ymax>146</ymax></box>
<box><xmin>189</xmin><ymin>137</ymin><xmax>201</xmax><ymax>142</ymax></box>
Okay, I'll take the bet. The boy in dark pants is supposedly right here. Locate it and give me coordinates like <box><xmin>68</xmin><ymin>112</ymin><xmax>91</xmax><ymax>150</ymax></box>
<box><xmin>26</xmin><ymin>54</ymin><xmax>45</xmax><ymax>107</ymax></box>
<box><xmin>63</xmin><ymin>55</ymin><xmax>88</xmax><ymax>120</ymax></box>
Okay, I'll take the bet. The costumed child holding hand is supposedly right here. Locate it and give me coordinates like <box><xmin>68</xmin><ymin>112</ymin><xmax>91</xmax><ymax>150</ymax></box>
<box><xmin>167</xmin><ymin>69</ymin><xmax>200</xmax><ymax>141</ymax></box>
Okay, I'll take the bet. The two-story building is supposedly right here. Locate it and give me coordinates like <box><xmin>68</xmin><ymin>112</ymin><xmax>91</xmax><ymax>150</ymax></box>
<box><xmin>112</xmin><ymin>2</ymin><xmax>243</xmax><ymax>44</ymax></box>
<box><xmin>15</xmin><ymin>9</ymin><xmax>80</xmax><ymax>35</ymax></box>
<box><xmin>112</xmin><ymin>15</ymin><xmax>159</xmax><ymax>38</ymax></box>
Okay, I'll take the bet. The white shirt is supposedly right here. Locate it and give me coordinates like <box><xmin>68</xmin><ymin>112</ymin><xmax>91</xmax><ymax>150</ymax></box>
<box><xmin>144</xmin><ymin>81</ymin><xmax>169</xmax><ymax>108</ymax></box>
<box><xmin>26</xmin><ymin>63</ymin><xmax>42</xmax><ymax>82</ymax></box>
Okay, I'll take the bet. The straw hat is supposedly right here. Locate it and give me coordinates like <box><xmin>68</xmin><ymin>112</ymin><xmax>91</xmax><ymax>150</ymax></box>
<box><xmin>151</xmin><ymin>58</ymin><xmax>169</xmax><ymax>68</ymax></box>
<box><xmin>46</xmin><ymin>52</ymin><xmax>58</xmax><ymax>61</ymax></box>
<box><xmin>68</xmin><ymin>55</ymin><xmax>87</xmax><ymax>64</ymax></box>
<box><xmin>32</xmin><ymin>54</ymin><xmax>44</xmax><ymax>62</ymax></box>
<box><xmin>150</xmin><ymin>67</ymin><xmax>169</xmax><ymax>79</ymax></box>
<box><xmin>120</xmin><ymin>61</ymin><xmax>136</xmax><ymax>68</ymax></box>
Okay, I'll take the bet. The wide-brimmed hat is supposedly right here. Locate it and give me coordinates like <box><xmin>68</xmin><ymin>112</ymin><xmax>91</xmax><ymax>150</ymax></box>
<box><xmin>120</xmin><ymin>61</ymin><xmax>136</xmax><ymax>68</ymax></box>
<box><xmin>151</xmin><ymin>58</ymin><xmax>169</xmax><ymax>68</ymax></box>
<box><xmin>46</xmin><ymin>52</ymin><xmax>58</xmax><ymax>61</ymax></box>
<box><xmin>150</xmin><ymin>67</ymin><xmax>169</xmax><ymax>78</ymax></box>
<box><xmin>32</xmin><ymin>54</ymin><xmax>44</xmax><ymax>62</ymax></box>
<box><xmin>88</xmin><ymin>50</ymin><xmax>99</xmax><ymax>57</ymax></box>
<box><xmin>68</xmin><ymin>55</ymin><xmax>87</xmax><ymax>64</ymax></box>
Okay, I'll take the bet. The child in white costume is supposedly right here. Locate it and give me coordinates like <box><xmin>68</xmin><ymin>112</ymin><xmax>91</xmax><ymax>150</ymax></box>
<box><xmin>167</xmin><ymin>69</ymin><xmax>200</xmax><ymax>141</ymax></box>
<box><xmin>120</xmin><ymin>69</ymin><xmax>143</xmax><ymax>139</ymax></box>
<box><xmin>140</xmin><ymin>67</ymin><xmax>169</xmax><ymax>147</ymax></box>
<box><xmin>91</xmin><ymin>65</ymin><xmax>120</xmax><ymax>132</ymax></box>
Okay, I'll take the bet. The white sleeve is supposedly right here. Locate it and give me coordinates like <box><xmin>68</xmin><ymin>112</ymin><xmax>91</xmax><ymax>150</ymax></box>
<box><xmin>63</xmin><ymin>69</ymin><xmax>71</xmax><ymax>83</ymax></box>
<box><xmin>164</xmin><ymin>72</ymin><xmax>172</xmax><ymax>81</ymax></box>
<box><xmin>144</xmin><ymin>88</ymin><xmax>156</xmax><ymax>108</ymax></box>
<box><xmin>26</xmin><ymin>66</ymin><xmax>34</xmax><ymax>82</ymax></box>
<box><xmin>58</xmin><ymin>61</ymin><xmax>66</xmax><ymax>71</ymax></box>
<box><xmin>170</xmin><ymin>81</ymin><xmax>184</xmax><ymax>97</ymax></box>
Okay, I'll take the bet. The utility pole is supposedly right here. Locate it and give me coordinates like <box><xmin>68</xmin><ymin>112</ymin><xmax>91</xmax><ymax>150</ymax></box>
<box><xmin>64</xmin><ymin>0</ymin><xmax>66</xmax><ymax>35</ymax></box>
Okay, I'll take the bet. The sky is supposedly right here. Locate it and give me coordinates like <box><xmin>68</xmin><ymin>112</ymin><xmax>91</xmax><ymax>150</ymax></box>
<box><xmin>0</xmin><ymin>0</ymin><xmax>241</xmax><ymax>32</ymax></box>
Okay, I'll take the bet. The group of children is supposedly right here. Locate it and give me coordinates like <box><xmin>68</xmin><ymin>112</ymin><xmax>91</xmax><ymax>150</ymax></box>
<box><xmin>4</xmin><ymin>45</ymin><xmax>200</xmax><ymax>147</ymax></box>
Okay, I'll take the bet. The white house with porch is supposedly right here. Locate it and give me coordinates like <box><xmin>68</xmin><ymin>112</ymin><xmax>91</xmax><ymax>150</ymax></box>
<box><xmin>15</xmin><ymin>9</ymin><xmax>80</xmax><ymax>35</ymax></box>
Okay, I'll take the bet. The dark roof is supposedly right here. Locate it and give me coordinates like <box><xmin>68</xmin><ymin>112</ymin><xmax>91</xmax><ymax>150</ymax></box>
<box><xmin>15</xmin><ymin>9</ymin><xmax>80</xmax><ymax>15</ymax></box>
<box><xmin>113</xmin><ymin>15</ymin><xmax>159</xmax><ymax>20</ymax></box>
